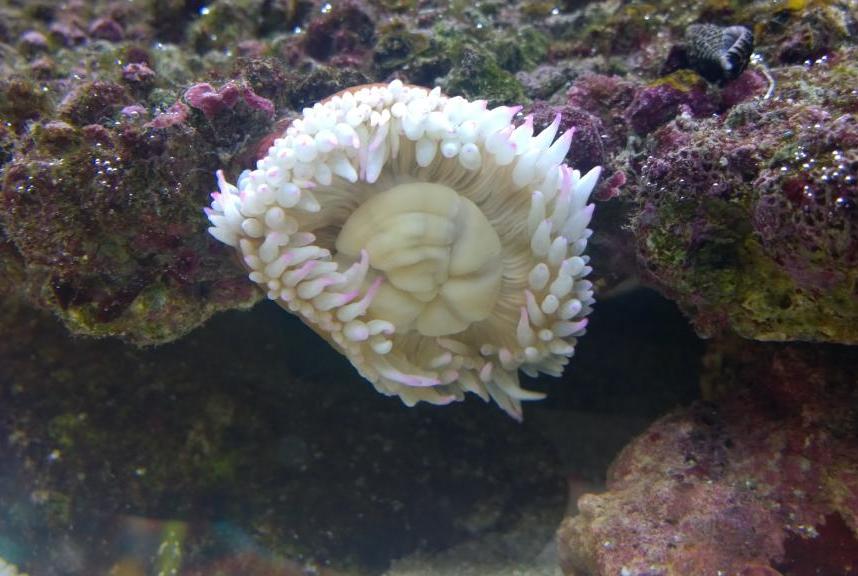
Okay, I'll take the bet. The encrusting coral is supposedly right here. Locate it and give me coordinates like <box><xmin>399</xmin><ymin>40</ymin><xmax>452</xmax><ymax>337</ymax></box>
<box><xmin>206</xmin><ymin>80</ymin><xmax>600</xmax><ymax>419</ymax></box>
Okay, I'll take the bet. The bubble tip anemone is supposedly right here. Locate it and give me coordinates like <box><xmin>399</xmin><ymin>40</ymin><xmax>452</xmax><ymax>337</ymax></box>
<box><xmin>206</xmin><ymin>80</ymin><xmax>598</xmax><ymax>418</ymax></box>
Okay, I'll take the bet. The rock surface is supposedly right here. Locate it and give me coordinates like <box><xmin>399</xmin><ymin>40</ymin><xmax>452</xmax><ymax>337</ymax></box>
<box><xmin>558</xmin><ymin>341</ymin><xmax>858</xmax><ymax>576</ymax></box>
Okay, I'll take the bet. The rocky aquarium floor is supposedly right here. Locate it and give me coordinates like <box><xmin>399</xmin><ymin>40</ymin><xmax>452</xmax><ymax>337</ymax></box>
<box><xmin>1</xmin><ymin>0</ymin><xmax>857</xmax><ymax>574</ymax></box>
<box><xmin>0</xmin><ymin>288</ymin><xmax>701</xmax><ymax>575</ymax></box>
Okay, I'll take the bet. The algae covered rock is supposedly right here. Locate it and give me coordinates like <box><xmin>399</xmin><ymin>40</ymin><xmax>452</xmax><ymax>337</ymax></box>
<box><xmin>558</xmin><ymin>341</ymin><xmax>858</xmax><ymax>576</ymax></box>
<box><xmin>0</xmin><ymin>85</ymin><xmax>263</xmax><ymax>345</ymax></box>
<box><xmin>633</xmin><ymin>53</ymin><xmax>858</xmax><ymax>344</ymax></box>
<box><xmin>0</xmin><ymin>0</ymin><xmax>542</xmax><ymax>345</ymax></box>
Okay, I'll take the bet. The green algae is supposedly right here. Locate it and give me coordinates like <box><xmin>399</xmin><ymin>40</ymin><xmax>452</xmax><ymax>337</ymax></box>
<box><xmin>731</xmin><ymin>240</ymin><xmax>858</xmax><ymax>342</ymax></box>
<box><xmin>490</xmin><ymin>26</ymin><xmax>551</xmax><ymax>73</ymax></box>
<box><xmin>0</xmin><ymin>79</ymin><xmax>50</xmax><ymax>132</ymax></box>
<box><xmin>650</xmin><ymin>69</ymin><xmax>708</xmax><ymax>93</ymax></box>
<box><xmin>641</xmin><ymin>187</ymin><xmax>858</xmax><ymax>343</ymax></box>
<box><xmin>54</xmin><ymin>280</ymin><xmax>259</xmax><ymax>346</ymax></box>
<box><xmin>373</xmin><ymin>21</ymin><xmax>433</xmax><ymax>77</ymax></box>
<box><xmin>442</xmin><ymin>42</ymin><xmax>525</xmax><ymax>105</ymax></box>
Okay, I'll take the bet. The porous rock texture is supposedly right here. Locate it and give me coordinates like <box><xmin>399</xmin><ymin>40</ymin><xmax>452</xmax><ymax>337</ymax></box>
<box><xmin>558</xmin><ymin>341</ymin><xmax>858</xmax><ymax>576</ymax></box>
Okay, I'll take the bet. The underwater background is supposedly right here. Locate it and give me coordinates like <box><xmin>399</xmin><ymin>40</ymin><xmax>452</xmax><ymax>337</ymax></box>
<box><xmin>1</xmin><ymin>0</ymin><xmax>857</xmax><ymax>574</ymax></box>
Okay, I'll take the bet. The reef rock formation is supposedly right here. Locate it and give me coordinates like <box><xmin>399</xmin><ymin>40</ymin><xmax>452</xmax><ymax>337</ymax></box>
<box><xmin>558</xmin><ymin>341</ymin><xmax>858</xmax><ymax>575</ymax></box>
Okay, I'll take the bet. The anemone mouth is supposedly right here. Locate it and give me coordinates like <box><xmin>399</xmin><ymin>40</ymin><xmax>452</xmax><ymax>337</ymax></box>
<box><xmin>206</xmin><ymin>81</ymin><xmax>600</xmax><ymax>419</ymax></box>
